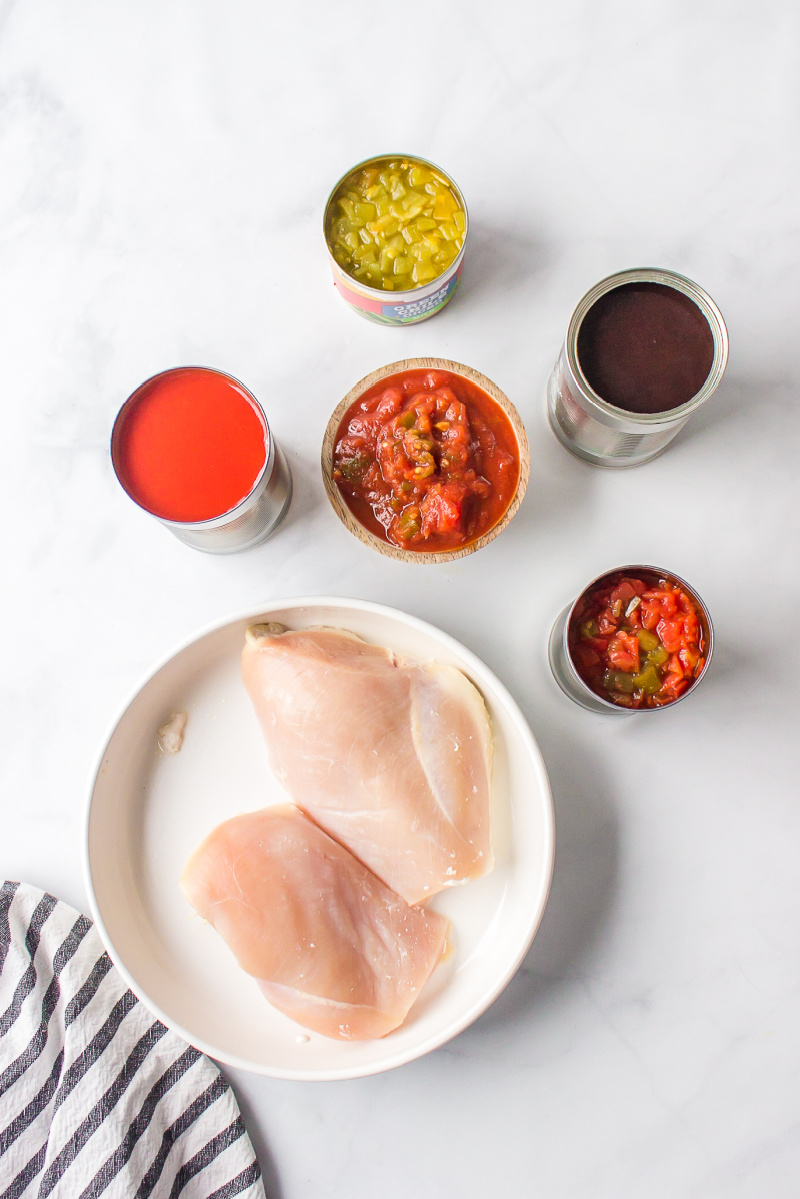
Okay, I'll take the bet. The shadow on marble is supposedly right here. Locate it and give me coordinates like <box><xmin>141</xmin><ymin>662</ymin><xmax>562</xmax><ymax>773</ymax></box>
<box><xmin>462</xmin><ymin>724</ymin><xmax>619</xmax><ymax>1036</ymax></box>
<box><xmin>670</xmin><ymin>373</ymin><xmax>792</xmax><ymax>453</ymax></box>
<box><xmin>221</xmin><ymin>1069</ymin><xmax>284</xmax><ymax>1199</ymax></box>
<box><xmin>244</xmin><ymin>445</ymin><xmax>321</xmax><ymax>566</ymax></box>
<box><xmin>688</xmin><ymin>636</ymin><xmax>755</xmax><ymax>721</ymax></box>
<box><xmin>456</xmin><ymin>223</ymin><xmax>553</xmax><ymax>306</ymax></box>
<box><xmin>520</xmin><ymin>432</ymin><xmax>601</xmax><ymax>537</ymax></box>
<box><xmin>281</xmin><ymin>447</ymin><xmax>320</xmax><ymax>530</ymax></box>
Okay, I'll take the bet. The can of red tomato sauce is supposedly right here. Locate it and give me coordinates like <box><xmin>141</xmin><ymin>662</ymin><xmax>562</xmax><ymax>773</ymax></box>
<box><xmin>111</xmin><ymin>367</ymin><xmax>292</xmax><ymax>553</ymax></box>
<box><xmin>546</xmin><ymin>268</ymin><xmax>728</xmax><ymax>467</ymax></box>
<box><xmin>323</xmin><ymin>154</ymin><xmax>469</xmax><ymax>326</ymax></box>
<box><xmin>548</xmin><ymin>564</ymin><xmax>714</xmax><ymax>715</ymax></box>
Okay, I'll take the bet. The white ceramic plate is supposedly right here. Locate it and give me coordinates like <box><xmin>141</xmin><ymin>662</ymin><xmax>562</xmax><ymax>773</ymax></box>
<box><xmin>85</xmin><ymin>597</ymin><xmax>554</xmax><ymax>1080</ymax></box>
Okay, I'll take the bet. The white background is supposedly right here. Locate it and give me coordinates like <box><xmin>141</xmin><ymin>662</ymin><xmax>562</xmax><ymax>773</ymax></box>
<box><xmin>2</xmin><ymin>2</ymin><xmax>799</xmax><ymax>1196</ymax></box>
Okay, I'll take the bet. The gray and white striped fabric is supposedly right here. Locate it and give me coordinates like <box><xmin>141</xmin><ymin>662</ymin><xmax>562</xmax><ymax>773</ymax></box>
<box><xmin>0</xmin><ymin>882</ymin><xmax>265</xmax><ymax>1199</ymax></box>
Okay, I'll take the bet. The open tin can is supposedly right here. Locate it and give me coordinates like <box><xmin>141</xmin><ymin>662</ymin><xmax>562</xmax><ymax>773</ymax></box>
<box><xmin>111</xmin><ymin>367</ymin><xmax>292</xmax><ymax>554</ymax></box>
<box><xmin>546</xmin><ymin>268</ymin><xmax>728</xmax><ymax>467</ymax></box>
<box><xmin>548</xmin><ymin>564</ymin><xmax>714</xmax><ymax>715</ymax></box>
<box><xmin>323</xmin><ymin>154</ymin><xmax>468</xmax><ymax>327</ymax></box>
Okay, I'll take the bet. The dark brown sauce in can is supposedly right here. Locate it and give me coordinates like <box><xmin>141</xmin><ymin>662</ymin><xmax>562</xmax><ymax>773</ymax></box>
<box><xmin>576</xmin><ymin>282</ymin><xmax>715</xmax><ymax>414</ymax></box>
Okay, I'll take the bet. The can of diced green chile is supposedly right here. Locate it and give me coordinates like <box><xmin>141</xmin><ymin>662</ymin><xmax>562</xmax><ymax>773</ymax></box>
<box><xmin>323</xmin><ymin>154</ymin><xmax>469</xmax><ymax>327</ymax></box>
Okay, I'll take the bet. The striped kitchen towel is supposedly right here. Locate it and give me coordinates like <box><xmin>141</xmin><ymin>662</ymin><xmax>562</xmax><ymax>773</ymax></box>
<box><xmin>0</xmin><ymin>882</ymin><xmax>265</xmax><ymax>1199</ymax></box>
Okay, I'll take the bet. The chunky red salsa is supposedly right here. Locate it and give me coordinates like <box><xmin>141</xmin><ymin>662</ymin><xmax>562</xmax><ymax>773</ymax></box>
<box><xmin>332</xmin><ymin>370</ymin><xmax>520</xmax><ymax>552</ymax></box>
<box><xmin>568</xmin><ymin>572</ymin><xmax>707</xmax><ymax>709</ymax></box>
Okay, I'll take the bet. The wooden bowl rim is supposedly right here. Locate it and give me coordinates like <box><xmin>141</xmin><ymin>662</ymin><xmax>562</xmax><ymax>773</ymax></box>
<box><xmin>321</xmin><ymin>358</ymin><xmax>530</xmax><ymax>564</ymax></box>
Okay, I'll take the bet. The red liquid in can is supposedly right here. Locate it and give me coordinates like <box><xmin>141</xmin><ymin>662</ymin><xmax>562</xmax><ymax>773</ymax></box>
<box><xmin>113</xmin><ymin>368</ymin><xmax>268</xmax><ymax>522</ymax></box>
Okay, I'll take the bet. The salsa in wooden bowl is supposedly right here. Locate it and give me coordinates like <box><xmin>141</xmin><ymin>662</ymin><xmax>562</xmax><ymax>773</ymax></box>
<box><xmin>322</xmin><ymin>360</ymin><xmax>529</xmax><ymax>563</ymax></box>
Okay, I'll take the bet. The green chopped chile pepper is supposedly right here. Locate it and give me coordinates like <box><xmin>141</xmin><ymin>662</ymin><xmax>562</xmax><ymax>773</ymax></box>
<box><xmin>637</xmin><ymin>629</ymin><xmax>660</xmax><ymax>652</ymax></box>
<box><xmin>603</xmin><ymin>670</ymin><xmax>636</xmax><ymax>694</ymax></box>
<box><xmin>397</xmin><ymin>506</ymin><xmax>421</xmax><ymax>540</ymax></box>
<box><xmin>632</xmin><ymin>663</ymin><xmax>663</xmax><ymax>695</ymax></box>
<box><xmin>647</xmin><ymin>646</ymin><xmax>669</xmax><ymax>667</ymax></box>
<box><xmin>339</xmin><ymin>453</ymin><xmax>369</xmax><ymax>481</ymax></box>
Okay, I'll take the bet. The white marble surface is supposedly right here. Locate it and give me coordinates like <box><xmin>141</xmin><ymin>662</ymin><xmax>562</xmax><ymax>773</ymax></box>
<box><xmin>2</xmin><ymin>1</ymin><xmax>799</xmax><ymax>1195</ymax></box>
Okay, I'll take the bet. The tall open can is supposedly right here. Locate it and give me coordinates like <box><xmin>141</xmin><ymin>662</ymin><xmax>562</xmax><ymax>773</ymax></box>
<box><xmin>546</xmin><ymin>268</ymin><xmax>728</xmax><ymax>467</ymax></box>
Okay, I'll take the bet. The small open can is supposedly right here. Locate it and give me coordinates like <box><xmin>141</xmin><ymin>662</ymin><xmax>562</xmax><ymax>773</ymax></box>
<box><xmin>111</xmin><ymin>367</ymin><xmax>292</xmax><ymax>554</ymax></box>
<box><xmin>323</xmin><ymin>154</ymin><xmax>468</xmax><ymax>327</ymax></box>
<box><xmin>546</xmin><ymin>268</ymin><xmax>728</xmax><ymax>467</ymax></box>
<box><xmin>548</xmin><ymin>564</ymin><xmax>714</xmax><ymax>715</ymax></box>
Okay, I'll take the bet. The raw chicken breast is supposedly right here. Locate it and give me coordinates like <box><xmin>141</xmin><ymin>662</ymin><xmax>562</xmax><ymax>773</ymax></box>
<box><xmin>180</xmin><ymin>805</ymin><xmax>448</xmax><ymax>1040</ymax></box>
<box><xmin>241</xmin><ymin>626</ymin><xmax>493</xmax><ymax>905</ymax></box>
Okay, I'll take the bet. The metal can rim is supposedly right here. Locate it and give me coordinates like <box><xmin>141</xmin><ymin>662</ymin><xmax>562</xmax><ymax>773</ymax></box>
<box><xmin>561</xmin><ymin>563</ymin><xmax>715</xmax><ymax>715</ymax></box>
<box><xmin>322</xmin><ymin>152</ymin><xmax>469</xmax><ymax>300</ymax></box>
<box><xmin>564</xmin><ymin>268</ymin><xmax>729</xmax><ymax>428</ymax></box>
<box><xmin>111</xmin><ymin>365</ymin><xmax>275</xmax><ymax>531</ymax></box>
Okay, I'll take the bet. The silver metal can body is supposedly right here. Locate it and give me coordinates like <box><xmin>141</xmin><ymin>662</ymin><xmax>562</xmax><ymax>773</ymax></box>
<box><xmin>546</xmin><ymin>268</ymin><xmax>728</xmax><ymax>468</ymax></box>
<box><xmin>548</xmin><ymin>564</ymin><xmax>714</xmax><ymax>715</ymax></box>
<box><xmin>323</xmin><ymin>154</ymin><xmax>468</xmax><ymax>327</ymax></box>
<box><xmin>160</xmin><ymin>439</ymin><xmax>292</xmax><ymax>554</ymax></box>
<box><xmin>111</xmin><ymin>367</ymin><xmax>292</xmax><ymax>555</ymax></box>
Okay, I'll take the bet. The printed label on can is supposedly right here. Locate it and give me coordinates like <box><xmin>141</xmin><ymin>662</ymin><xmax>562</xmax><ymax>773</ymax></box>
<box><xmin>333</xmin><ymin>266</ymin><xmax>462</xmax><ymax>326</ymax></box>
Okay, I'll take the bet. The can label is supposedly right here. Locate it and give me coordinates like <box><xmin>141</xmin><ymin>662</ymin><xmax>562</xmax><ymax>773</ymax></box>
<box><xmin>332</xmin><ymin>265</ymin><xmax>463</xmax><ymax>326</ymax></box>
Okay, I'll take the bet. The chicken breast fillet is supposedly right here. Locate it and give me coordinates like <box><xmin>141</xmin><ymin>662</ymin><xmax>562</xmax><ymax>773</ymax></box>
<box><xmin>241</xmin><ymin>626</ymin><xmax>494</xmax><ymax>905</ymax></box>
<box><xmin>180</xmin><ymin>805</ymin><xmax>449</xmax><ymax>1040</ymax></box>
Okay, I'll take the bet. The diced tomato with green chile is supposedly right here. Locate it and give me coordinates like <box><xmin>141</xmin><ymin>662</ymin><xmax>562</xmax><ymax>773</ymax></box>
<box><xmin>332</xmin><ymin>370</ymin><xmax>519</xmax><ymax>553</ymax></box>
<box><xmin>568</xmin><ymin>573</ymin><xmax>706</xmax><ymax>709</ymax></box>
<box><xmin>605</xmin><ymin>630</ymin><xmax>640</xmax><ymax>674</ymax></box>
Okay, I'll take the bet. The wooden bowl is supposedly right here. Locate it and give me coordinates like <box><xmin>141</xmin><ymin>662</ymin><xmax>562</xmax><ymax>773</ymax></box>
<box><xmin>321</xmin><ymin>358</ymin><xmax>530</xmax><ymax>564</ymax></box>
